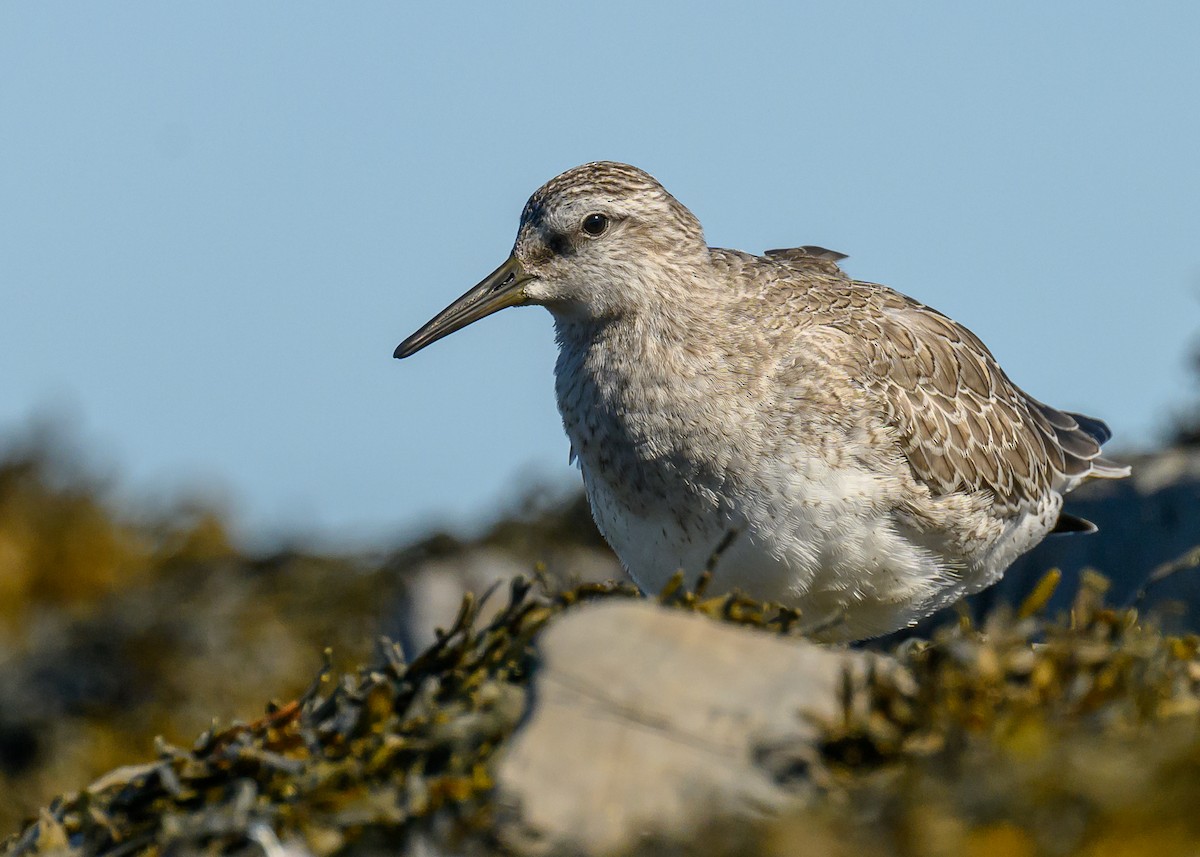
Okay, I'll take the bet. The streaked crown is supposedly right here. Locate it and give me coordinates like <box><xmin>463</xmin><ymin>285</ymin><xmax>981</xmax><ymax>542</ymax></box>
<box><xmin>520</xmin><ymin>161</ymin><xmax>705</xmax><ymax>249</ymax></box>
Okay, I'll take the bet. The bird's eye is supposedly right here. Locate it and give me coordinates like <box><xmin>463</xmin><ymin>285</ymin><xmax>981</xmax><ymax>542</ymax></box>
<box><xmin>581</xmin><ymin>213</ymin><xmax>609</xmax><ymax>237</ymax></box>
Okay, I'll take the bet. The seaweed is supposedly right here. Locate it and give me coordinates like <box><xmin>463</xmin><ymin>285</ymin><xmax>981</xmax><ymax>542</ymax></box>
<box><xmin>6</xmin><ymin>568</ymin><xmax>1200</xmax><ymax>857</ymax></box>
<box><xmin>2</xmin><ymin>578</ymin><xmax>638</xmax><ymax>856</ymax></box>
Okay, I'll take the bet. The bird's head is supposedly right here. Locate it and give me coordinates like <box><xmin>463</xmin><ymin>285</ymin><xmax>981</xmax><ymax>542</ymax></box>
<box><xmin>395</xmin><ymin>161</ymin><xmax>706</xmax><ymax>359</ymax></box>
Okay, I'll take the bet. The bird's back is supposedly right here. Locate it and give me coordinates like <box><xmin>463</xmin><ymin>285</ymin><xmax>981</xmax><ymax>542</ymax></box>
<box><xmin>713</xmin><ymin>247</ymin><xmax>1128</xmax><ymax>521</ymax></box>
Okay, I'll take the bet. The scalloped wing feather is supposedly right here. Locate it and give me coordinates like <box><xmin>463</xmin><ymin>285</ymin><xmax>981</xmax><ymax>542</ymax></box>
<box><xmin>824</xmin><ymin>286</ymin><xmax>1126</xmax><ymax>515</ymax></box>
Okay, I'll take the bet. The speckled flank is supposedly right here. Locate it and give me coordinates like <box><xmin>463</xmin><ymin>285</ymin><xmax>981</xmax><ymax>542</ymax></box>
<box><xmin>401</xmin><ymin>161</ymin><xmax>1130</xmax><ymax>641</ymax></box>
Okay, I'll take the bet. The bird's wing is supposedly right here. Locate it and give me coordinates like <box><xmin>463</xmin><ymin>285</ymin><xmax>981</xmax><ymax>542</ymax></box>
<box><xmin>823</xmin><ymin>285</ymin><xmax>1125</xmax><ymax>514</ymax></box>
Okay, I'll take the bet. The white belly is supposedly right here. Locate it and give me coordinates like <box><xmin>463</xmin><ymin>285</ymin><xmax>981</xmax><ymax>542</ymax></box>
<box><xmin>579</xmin><ymin>453</ymin><xmax>987</xmax><ymax>641</ymax></box>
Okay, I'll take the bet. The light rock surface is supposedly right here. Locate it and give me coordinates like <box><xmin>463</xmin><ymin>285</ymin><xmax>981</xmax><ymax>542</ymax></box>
<box><xmin>396</xmin><ymin>545</ymin><xmax>623</xmax><ymax>656</ymax></box>
<box><xmin>494</xmin><ymin>600</ymin><xmax>881</xmax><ymax>856</ymax></box>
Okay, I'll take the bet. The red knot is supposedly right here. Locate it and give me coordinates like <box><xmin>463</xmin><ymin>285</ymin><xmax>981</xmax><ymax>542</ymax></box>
<box><xmin>396</xmin><ymin>161</ymin><xmax>1129</xmax><ymax>640</ymax></box>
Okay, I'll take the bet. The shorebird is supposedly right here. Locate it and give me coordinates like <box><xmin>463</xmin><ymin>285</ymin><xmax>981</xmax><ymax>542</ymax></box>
<box><xmin>395</xmin><ymin>162</ymin><xmax>1128</xmax><ymax>640</ymax></box>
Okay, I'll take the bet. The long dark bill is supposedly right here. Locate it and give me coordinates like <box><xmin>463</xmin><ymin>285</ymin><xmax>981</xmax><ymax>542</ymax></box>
<box><xmin>394</xmin><ymin>255</ymin><xmax>531</xmax><ymax>359</ymax></box>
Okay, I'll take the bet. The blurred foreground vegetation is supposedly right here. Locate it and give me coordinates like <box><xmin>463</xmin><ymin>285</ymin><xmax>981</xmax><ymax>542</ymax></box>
<box><xmin>0</xmin><ymin>432</ymin><xmax>603</xmax><ymax>836</ymax></box>
<box><xmin>0</xmin><ymin>436</ymin><xmax>395</xmax><ymax>832</ymax></box>
<box><xmin>1</xmin><ymin>429</ymin><xmax>1200</xmax><ymax>855</ymax></box>
<box><xmin>4</xmin><ymin>560</ymin><xmax>1200</xmax><ymax>856</ymax></box>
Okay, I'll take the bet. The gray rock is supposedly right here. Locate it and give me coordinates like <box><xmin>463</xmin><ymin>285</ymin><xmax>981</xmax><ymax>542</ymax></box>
<box><xmin>397</xmin><ymin>549</ymin><xmax>531</xmax><ymax>656</ymax></box>
<box><xmin>396</xmin><ymin>545</ymin><xmax>622</xmax><ymax>657</ymax></box>
<box><xmin>493</xmin><ymin>600</ymin><xmax>883</xmax><ymax>856</ymax></box>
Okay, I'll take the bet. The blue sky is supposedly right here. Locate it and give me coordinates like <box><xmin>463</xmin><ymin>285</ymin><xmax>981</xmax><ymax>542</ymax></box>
<box><xmin>2</xmin><ymin>3</ymin><xmax>1197</xmax><ymax>546</ymax></box>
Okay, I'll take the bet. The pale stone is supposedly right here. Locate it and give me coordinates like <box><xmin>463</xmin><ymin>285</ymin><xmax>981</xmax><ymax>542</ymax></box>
<box><xmin>494</xmin><ymin>600</ymin><xmax>884</xmax><ymax>856</ymax></box>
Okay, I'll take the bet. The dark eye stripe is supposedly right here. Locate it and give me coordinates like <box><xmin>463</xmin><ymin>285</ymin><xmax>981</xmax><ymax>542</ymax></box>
<box><xmin>546</xmin><ymin>232</ymin><xmax>571</xmax><ymax>256</ymax></box>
